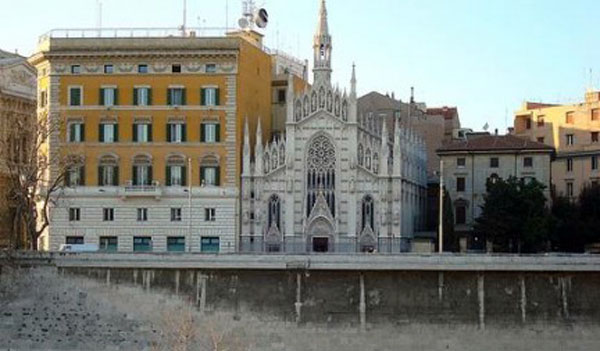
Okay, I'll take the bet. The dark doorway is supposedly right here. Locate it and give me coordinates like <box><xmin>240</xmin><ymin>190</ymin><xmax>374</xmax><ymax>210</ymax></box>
<box><xmin>312</xmin><ymin>237</ymin><xmax>329</xmax><ymax>252</ymax></box>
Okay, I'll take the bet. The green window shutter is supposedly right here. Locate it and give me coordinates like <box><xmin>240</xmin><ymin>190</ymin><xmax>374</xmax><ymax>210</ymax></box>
<box><xmin>79</xmin><ymin>166</ymin><xmax>85</xmax><ymax>186</ymax></box>
<box><xmin>215</xmin><ymin>124</ymin><xmax>221</xmax><ymax>142</ymax></box>
<box><xmin>200</xmin><ymin>124</ymin><xmax>205</xmax><ymax>142</ymax></box>
<box><xmin>182</xmin><ymin>124</ymin><xmax>187</xmax><ymax>142</ymax></box>
<box><xmin>181</xmin><ymin>166</ymin><xmax>187</xmax><ymax>186</ymax></box>
<box><xmin>99</xmin><ymin>88</ymin><xmax>105</xmax><ymax>106</ymax></box>
<box><xmin>215</xmin><ymin>88</ymin><xmax>220</xmax><ymax>106</ymax></box>
<box><xmin>166</xmin><ymin>124</ymin><xmax>172</xmax><ymax>142</ymax></box>
<box><xmin>148</xmin><ymin>124</ymin><xmax>153</xmax><ymax>142</ymax></box>
<box><xmin>200</xmin><ymin>166</ymin><xmax>205</xmax><ymax>184</ymax></box>
<box><xmin>201</xmin><ymin>88</ymin><xmax>206</xmax><ymax>106</ymax></box>
<box><xmin>132</xmin><ymin>166</ymin><xmax>138</xmax><ymax>185</ymax></box>
<box><xmin>114</xmin><ymin>124</ymin><xmax>119</xmax><ymax>142</ymax></box>
<box><xmin>80</xmin><ymin>124</ymin><xmax>85</xmax><ymax>142</ymax></box>
<box><xmin>133</xmin><ymin>88</ymin><xmax>138</xmax><ymax>106</ymax></box>
<box><xmin>147</xmin><ymin>166</ymin><xmax>153</xmax><ymax>185</ymax></box>
<box><xmin>148</xmin><ymin>89</ymin><xmax>152</xmax><ymax>105</ymax></box>
<box><xmin>167</xmin><ymin>88</ymin><xmax>172</xmax><ymax>106</ymax></box>
<box><xmin>132</xmin><ymin>124</ymin><xmax>138</xmax><ymax>142</ymax></box>
<box><xmin>99</xmin><ymin>124</ymin><xmax>104</xmax><ymax>142</ymax></box>
<box><xmin>98</xmin><ymin>166</ymin><xmax>103</xmax><ymax>186</ymax></box>
<box><xmin>215</xmin><ymin>166</ymin><xmax>221</xmax><ymax>186</ymax></box>
<box><xmin>114</xmin><ymin>88</ymin><xmax>119</xmax><ymax>105</ymax></box>
<box><xmin>166</xmin><ymin>166</ymin><xmax>171</xmax><ymax>186</ymax></box>
<box><xmin>113</xmin><ymin>166</ymin><xmax>119</xmax><ymax>186</ymax></box>
<box><xmin>182</xmin><ymin>88</ymin><xmax>187</xmax><ymax>106</ymax></box>
<box><xmin>69</xmin><ymin>124</ymin><xmax>75</xmax><ymax>142</ymax></box>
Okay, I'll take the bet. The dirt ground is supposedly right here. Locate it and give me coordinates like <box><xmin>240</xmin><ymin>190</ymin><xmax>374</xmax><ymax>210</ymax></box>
<box><xmin>0</xmin><ymin>267</ymin><xmax>598</xmax><ymax>351</ymax></box>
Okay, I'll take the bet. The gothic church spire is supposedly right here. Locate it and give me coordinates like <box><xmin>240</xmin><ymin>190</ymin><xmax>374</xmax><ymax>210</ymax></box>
<box><xmin>313</xmin><ymin>0</ymin><xmax>332</xmax><ymax>85</ymax></box>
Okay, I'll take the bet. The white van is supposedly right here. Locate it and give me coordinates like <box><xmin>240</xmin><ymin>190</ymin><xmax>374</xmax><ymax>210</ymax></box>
<box><xmin>59</xmin><ymin>243</ymin><xmax>99</xmax><ymax>252</ymax></box>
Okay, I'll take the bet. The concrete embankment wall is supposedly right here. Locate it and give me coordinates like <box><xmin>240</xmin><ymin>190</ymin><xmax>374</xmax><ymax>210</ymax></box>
<box><xmin>62</xmin><ymin>266</ymin><xmax>600</xmax><ymax>329</ymax></box>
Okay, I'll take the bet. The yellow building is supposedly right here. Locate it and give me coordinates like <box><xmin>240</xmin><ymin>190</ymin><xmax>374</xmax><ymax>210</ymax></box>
<box><xmin>513</xmin><ymin>90</ymin><xmax>600</xmax><ymax>198</ymax></box>
<box><xmin>28</xmin><ymin>29</ymin><xmax>288</xmax><ymax>252</ymax></box>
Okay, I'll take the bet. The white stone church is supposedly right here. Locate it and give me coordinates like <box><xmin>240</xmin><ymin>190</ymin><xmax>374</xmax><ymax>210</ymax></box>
<box><xmin>240</xmin><ymin>0</ymin><xmax>428</xmax><ymax>253</ymax></box>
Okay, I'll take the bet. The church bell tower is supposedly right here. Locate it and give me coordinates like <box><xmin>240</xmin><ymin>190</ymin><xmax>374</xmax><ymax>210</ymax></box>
<box><xmin>313</xmin><ymin>0</ymin><xmax>332</xmax><ymax>85</ymax></box>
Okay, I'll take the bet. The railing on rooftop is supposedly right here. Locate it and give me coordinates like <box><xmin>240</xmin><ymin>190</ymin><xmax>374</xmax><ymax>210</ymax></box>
<box><xmin>38</xmin><ymin>27</ymin><xmax>237</xmax><ymax>43</ymax></box>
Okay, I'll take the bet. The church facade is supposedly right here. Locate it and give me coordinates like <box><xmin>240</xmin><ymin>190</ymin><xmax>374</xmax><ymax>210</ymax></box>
<box><xmin>240</xmin><ymin>0</ymin><xmax>428</xmax><ymax>253</ymax></box>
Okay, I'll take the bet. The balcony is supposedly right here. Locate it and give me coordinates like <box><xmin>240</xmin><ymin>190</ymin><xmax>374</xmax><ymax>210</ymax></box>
<box><xmin>120</xmin><ymin>181</ymin><xmax>162</xmax><ymax>199</ymax></box>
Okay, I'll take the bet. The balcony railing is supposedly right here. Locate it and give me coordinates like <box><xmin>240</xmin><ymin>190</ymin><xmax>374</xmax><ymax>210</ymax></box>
<box><xmin>38</xmin><ymin>27</ymin><xmax>236</xmax><ymax>43</ymax></box>
<box><xmin>121</xmin><ymin>181</ymin><xmax>162</xmax><ymax>198</ymax></box>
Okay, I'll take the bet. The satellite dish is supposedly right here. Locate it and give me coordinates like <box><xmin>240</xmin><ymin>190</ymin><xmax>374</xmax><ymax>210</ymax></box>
<box><xmin>238</xmin><ymin>17</ymin><xmax>250</xmax><ymax>29</ymax></box>
<box><xmin>254</xmin><ymin>8</ymin><xmax>268</xmax><ymax>28</ymax></box>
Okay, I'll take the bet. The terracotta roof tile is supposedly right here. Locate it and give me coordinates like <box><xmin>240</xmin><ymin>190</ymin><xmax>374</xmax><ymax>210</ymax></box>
<box><xmin>437</xmin><ymin>134</ymin><xmax>554</xmax><ymax>153</ymax></box>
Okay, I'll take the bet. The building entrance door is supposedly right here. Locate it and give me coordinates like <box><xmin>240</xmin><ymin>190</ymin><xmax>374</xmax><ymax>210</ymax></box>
<box><xmin>312</xmin><ymin>237</ymin><xmax>329</xmax><ymax>252</ymax></box>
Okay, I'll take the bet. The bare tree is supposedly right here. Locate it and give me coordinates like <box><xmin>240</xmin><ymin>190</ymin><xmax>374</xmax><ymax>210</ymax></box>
<box><xmin>0</xmin><ymin>110</ymin><xmax>72</xmax><ymax>250</ymax></box>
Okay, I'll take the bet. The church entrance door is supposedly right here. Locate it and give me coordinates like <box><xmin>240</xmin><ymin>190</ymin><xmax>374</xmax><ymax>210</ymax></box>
<box><xmin>312</xmin><ymin>237</ymin><xmax>329</xmax><ymax>252</ymax></box>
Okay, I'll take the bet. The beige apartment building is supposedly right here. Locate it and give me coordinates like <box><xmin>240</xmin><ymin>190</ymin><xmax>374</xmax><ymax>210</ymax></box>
<box><xmin>437</xmin><ymin>134</ymin><xmax>553</xmax><ymax>251</ymax></box>
<box><xmin>514</xmin><ymin>90</ymin><xmax>600</xmax><ymax>198</ymax></box>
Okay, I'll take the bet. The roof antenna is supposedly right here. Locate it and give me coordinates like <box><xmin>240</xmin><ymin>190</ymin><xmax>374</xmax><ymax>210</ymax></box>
<box><xmin>96</xmin><ymin>0</ymin><xmax>103</xmax><ymax>37</ymax></box>
<box><xmin>180</xmin><ymin>0</ymin><xmax>187</xmax><ymax>36</ymax></box>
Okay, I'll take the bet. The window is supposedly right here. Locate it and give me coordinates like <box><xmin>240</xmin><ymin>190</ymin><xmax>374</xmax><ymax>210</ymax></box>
<box><xmin>69</xmin><ymin>87</ymin><xmax>82</xmax><ymax>106</ymax></box>
<box><xmin>200</xmin><ymin>155</ymin><xmax>220</xmax><ymax>186</ymax></box>
<box><xmin>490</xmin><ymin>157</ymin><xmax>499</xmax><ymax>168</ymax></box>
<box><xmin>592</xmin><ymin>132</ymin><xmax>599</xmax><ymax>143</ymax></box>
<box><xmin>361</xmin><ymin>196</ymin><xmax>374</xmax><ymax>231</ymax></box>
<box><xmin>69</xmin><ymin>208</ymin><xmax>81</xmax><ymax>222</ymax></box>
<box><xmin>99</xmin><ymin>87</ymin><xmax>118</xmax><ymax>106</ymax></box>
<box><xmin>133</xmin><ymin>236</ymin><xmax>152</xmax><ymax>252</ymax></box>
<box><xmin>456</xmin><ymin>177</ymin><xmax>465</xmax><ymax>192</ymax></box>
<box><xmin>138</xmin><ymin>64</ymin><xmax>148</xmax><ymax>74</ymax></box>
<box><xmin>537</xmin><ymin>116</ymin><xmax>545</xmax><ymax>127</ymax></box>
<box><xmin>524</xmin><ymin>157</ymin><xmax>533</xmax><ymax>168</ymax></box>
<box><xmin>103</xmin><ymin>208</ymin><xmax>114</xmax><ymax>222</ymax></box>
<box><xmin>99</xmin><ymin>123</ymin><xmax>118</xmax><ymax>143</ymax></box>
<box><xmin>167</xmin><ymin>87</ymin><xmax>186</xmax><ymax>106</ymax></box>
<box><xmin>593</xmin><ymin>156</ymin><xmax>599</xmax><ymax>171</ymax></box>
<box><xmin>537</xmin><ymin>137</ymin><xmax>545</xmax><ymax>144</ymax></box>
<box><xmin>201</xmin><ymin>237</ymin><xmax>220</xmax><ymax>252</ymax></box>
<box><xmin>567</xmin><ymin>158</ymin><xmax>574</xmax><ymax>172</ymax></box>
<box><xmin>104</xmin><ymin>64</ymin><xmax>114</xmax><ymax>74</ymax></box>
<box><xmin>172</xmin><ymin>64</ymin><xmax>181</xmax><ymax>73</ymax></box>
<box><xmin>278</xmin><ymin>89</ymin><xmax>286</xmax><ymax>104</ymax></box>
<box><xmin>167</xmin><ymin>237</ymin><xmax>185</xmax><ymax>252</ymax></box>
<box><xmin>457</xmin><ymin>158</ymin><xmax>466</xmax><ymax>167</ymax></box>
<box><xmin>593</xmin><ymin>109</ymin><xmax>600</xmax><ymax>121</ymax></box>
<box><xmin>98</xmin><ymin>155</ymin><xmax>119</xmax><ymax>186</ymax></box>
<box><xmin>166</xmin><ymin>155</ymin><xmax>187</xmax><ymax>186</ymax></box>
<box><xmin>526</xmin><ymin>118</ymin><xmax>531</xmax><ymax>129</ymax></box>
<box><xmin>133</xmin><ymin>87</ymin><xmax>151</xmax><ymax>106</ymax></box>
<box><xmin>566</xmin><ymin>182</ymin><xmax>574</xmax><ymax>197</ymax></box>
<box><xmin>132</xmin><ymin>155</ymin><xmax>152</xmax><ymax>186</ymax></box>
<box><xmin>170</xmin><ymin>208</ymin><xmax>182</xmax><ymax>222</ymax></box>
<box><xmin>133</xmin><ymin>122</ymin><xmax>152</xmax><ymax>142</ymax></box>
<box><xmin>136</xmin><ymin>208</ymin><xmax>148</xmax><ymax>222</ymax></box>
<box><xmin>68</xmin><ymin>122</ymin><xmax>84</xmax><ymax>142</ymax></box>
<box><xmin>39</xmin><ymin>90</ymin><xmax>47</xmax><ymax>108</ymax></box>
<box><xmin>455</xmin><ymin>206</ymin><xmax>466</xmax><ymax>225</ymax></box>
<box><xmin>204</xmin><ymin>208</ymin><xmax>216</xmax><ymax>222</ymax></box>
<box><xmin>205</xmin><ymin>64</ymin><xmax>217</xmax><ymax>73</ymax></box>
<box><xmin>167</xmin><ymin>123</ymin><xmax>186</xmax><ymax>143</ymax></box>
<box><xmin>71</xmin><ymin>65</ymin><xmax>81</xmax><ymax>74</ymax></box>
<box><xmin>99</xmin><ymin>237</ymin><xmax>118</xmax><ymax>252</ymax></box>
<box><xmin>66</xmin><ymin>165</ymin><xmax>85</xmax><ymax>187</ymax></box>
<box><xmin>566</xmin><ymin>134</ymin><xmax>575</xmax><ymax>146</ymax></box>
<box><xmin>201</xmin><ymin>123</ymin><xmax>220</xmax><ymax>143</ymax></box>
<box><xmin>201</xmin><ymin>88</ymin><xmax>219</xmax><ymax>106</ymax></box>
<box><xmin>566</xmin><ymin>111</ymin><xmax>575</xmax><ymax>124</ymax></box>
<box><xmin>66</xmin><ymin>236</ymin><xmax>84</xmax><ymax>244</ymax></box>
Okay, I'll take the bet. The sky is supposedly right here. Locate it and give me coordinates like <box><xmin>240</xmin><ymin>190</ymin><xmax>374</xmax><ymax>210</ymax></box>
<box><xmin>2</xmin><ymin>0</ymin><xmax>600</xmax><ymax>132</ymax></box>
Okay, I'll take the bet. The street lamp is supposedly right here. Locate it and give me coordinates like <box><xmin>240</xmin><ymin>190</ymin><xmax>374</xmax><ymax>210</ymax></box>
<box><xmin>438</xmin><ymin>159</ymin><xmax>444</xmax><ymax>254</ymax></box>
<box><xmin>187</xmin><ymin>157</ymin><xmax>192</xmax><ymax>252</ymax></box>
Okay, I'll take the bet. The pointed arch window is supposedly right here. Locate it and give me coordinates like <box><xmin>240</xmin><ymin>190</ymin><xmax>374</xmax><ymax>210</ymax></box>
<box><xmin>365</xmin><ymin>149</ymin><xmax>372</xmax><ymax>170</ymax></box>
<box><xmin>311</xmin><ymin>91</ymin><xmax>318</xmax><ymax>112</ymax></box>
<box><xmin>295</xmin><ymin>99</ymin><xmax>303</xmax><ymax>121</ymax></box>
<box><xmin>358</xmin><ymin>144</ymin><xmax>364</xmax><ymax>167</ymax></box>
<box><xmin>319</xmin><ymin>87</ymin><xmax>326</xmax><ymax>109</ymax></box>
<box><xmin>362</xmin><ymin>195</ymin><xmax>375</xmax><ymax>231</ymax></box>
<box><xmin>306</xmin><ymin>135</ymin><xmax>336</xmax><ymax>217</ymax></box>
<box><xmin>342</xmin><ymin>100</ymin><xmax>348</xmax><ymax>121</ymax></box>
<box><xmin>268</xmin><ymin>195</ymin><xmax>281</xmax><ymax>230</ymax></box>
<box><xmin>373</xmin><ymin>153</ymin><xmax>380</xmax><ymax>174</ymax></box>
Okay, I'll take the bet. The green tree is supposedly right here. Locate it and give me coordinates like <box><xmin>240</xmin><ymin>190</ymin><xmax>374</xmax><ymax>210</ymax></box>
<box><xmin>578</xmin><ymin>184</ymin><xmax>600</xmax><ymax>245</ymax></box>
<box><xmin>475</xmin><ymin>176</ymin><xmax>550</xmax><ymax>253</ymax></box>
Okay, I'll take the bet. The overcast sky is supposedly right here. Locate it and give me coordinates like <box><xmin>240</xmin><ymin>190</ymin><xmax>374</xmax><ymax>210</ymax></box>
<box><xmin>2</xmin><ymin>0</ymin><xmax>600</xmax><ymax>132</ymax></box>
